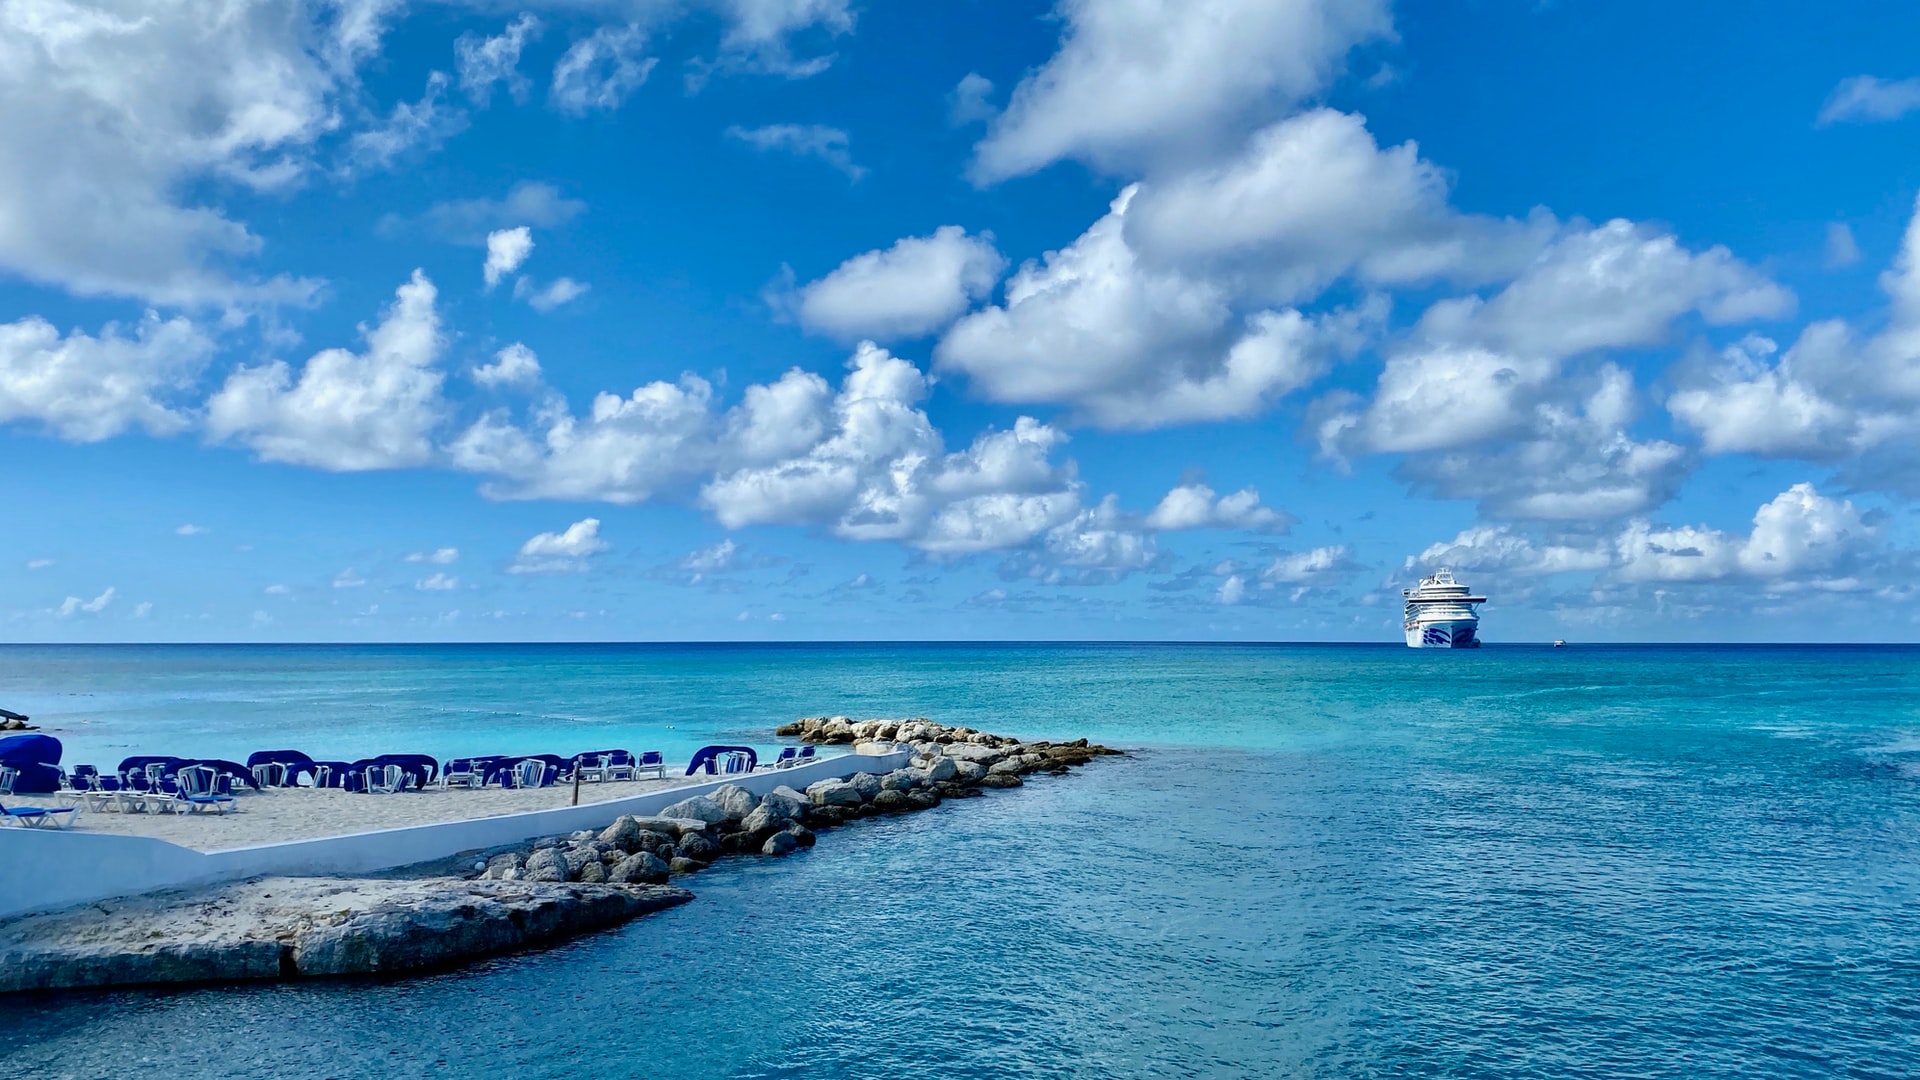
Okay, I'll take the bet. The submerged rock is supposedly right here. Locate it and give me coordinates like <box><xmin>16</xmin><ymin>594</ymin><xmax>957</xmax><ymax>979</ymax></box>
<box><xmin>761</xmin><ymin>831</ymin><xmax>799</xmax><ymax>857</ymax></box>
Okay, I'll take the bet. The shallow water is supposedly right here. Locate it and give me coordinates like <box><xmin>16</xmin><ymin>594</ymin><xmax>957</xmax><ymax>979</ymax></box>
<box><xmin>4</xmin><ymin>644</ymin><xmax>1920</xmax><ymax>1078</ymax></box>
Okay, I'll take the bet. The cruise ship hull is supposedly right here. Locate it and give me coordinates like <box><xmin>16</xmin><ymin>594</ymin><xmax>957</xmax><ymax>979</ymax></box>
<box><xmin>1404</xmin><ymin>619</ymin><xmax>1481</xmax><ymax>648</ymax></box>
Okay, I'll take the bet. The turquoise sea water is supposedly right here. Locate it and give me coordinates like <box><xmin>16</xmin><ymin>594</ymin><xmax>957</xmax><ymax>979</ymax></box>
<box><xmin>4</xmin><ymin>643</ymin><xmax>1920</xmax><ymax>1078</ymax></box>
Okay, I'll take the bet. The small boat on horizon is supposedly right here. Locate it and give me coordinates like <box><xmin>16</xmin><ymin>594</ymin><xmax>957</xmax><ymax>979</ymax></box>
<box><xmin>1553</xmin><ymin>639</ymin><xmax>1567</xmax><ymax>648</ymax></box>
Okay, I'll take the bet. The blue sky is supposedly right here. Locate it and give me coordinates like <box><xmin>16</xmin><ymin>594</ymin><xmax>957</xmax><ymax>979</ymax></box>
<box><xmin>6</xmin><ymin>0</ymin><xmax>1920</xmax><ymax>643</ymax></box>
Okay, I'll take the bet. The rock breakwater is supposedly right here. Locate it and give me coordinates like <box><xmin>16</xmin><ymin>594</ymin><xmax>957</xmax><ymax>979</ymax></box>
<box><xmin>475</xmin><ymin>720</ymin><xmax>1120</xmax><ymax>883</ymax></box>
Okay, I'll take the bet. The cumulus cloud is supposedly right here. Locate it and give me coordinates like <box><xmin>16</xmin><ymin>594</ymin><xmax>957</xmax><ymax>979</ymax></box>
<box><xmin>414</xmin><ymin>572</ymin><xmax>460</xmax><ymax>591</ymax></box>
<box><xmin>948</xmin><ymin>73</ymin><xmax>995</xmax><ymax>125</ymax></box>
<box><xmin>788</xmin><ymin>227</ymin><xmax>1005</xmax><ymax>341</ymax></box>
<box><xmin>1817</xmin><ymin>75</ymin><xmax>1920</xmax><ymax>126</ymax></box>
<box><xmin>206</xmin><ymin>271</ymin><xmax>448</xmax><ymax>471</ymax></box>
<box><xmin>484</xmin><ymin>228</ymin><xmax>534</xmax><ymax>289</ymax></box>
<box><xmin>457</xmin><ymin>14</ymin><xmax>543</xmax><ymax>106</ymax></box>
<box><xmin>1664</xmin><ymin>195</ymin><xmax>1920</xmax><ymax>492</ymax></box>
<box><xmin>473</xmin><ymin>344</ymin><xmax>543</xmax><ymax>388</ymax></box>
<box><xmin>175</xmin><ymin>524</ymin><xmax>207</xmax><ymax>536</ymax></box>
<box><xmin>1412</xmin><ymin>525</ymin><xmax>1612</xmax><ymax>577</ymax></box>
<box><xmin>551</xmin><ymin>25</ymin><xmax>655</xmax><ymax>114</ymax></box>
<box><xmin>971</xmin><ymin>0</ymin><xmax>1392</xmax><ymax>182</ymax></box>
<box><xmin>679</xmin><ymin>539</ymin><xmax>740</xmax><ymax>582</ymax></box>
<box><xmin>1124</xmin><ymin>109</ymin><xmax>1552</xmax><ymax>301</ymax></box>
<box><xmin>937</xmin><ymin>187</ymin><xmax>1377</xmax><ymax>428</ymax></box>
<box><xmin>0</xmin><ymin>312</ymin><xmax>214</xmax><ymax>442</ymax></box>
<box><xmin>1144</xmin><ymin>483</ymin><xmax>1290</xmax><ymax>532</ymax></box>
<box><xmin>332</xmin><ymin>568</ymin><xmax>366</xmax><ymax>588</ymax></box>
<box><xmin>404</xmin><ymin>547</ymin><xmax>460</xmax><ymax>564</ymax></box>
<box><xmin>726</xmin><ymin>124</ymin><xmax>865</xmax><ymax>179</ymax></box>
<box><xmin>1826</xmin><ymin>223</ymin><xmax>1862</xmax><ymax>268</ymax></box>
<box><xmin>510</xmin><ymin>517</ymin><xmax>611</xmax><ymax>573</ymax></box>
<box><xmin>0</xmin><ymin>0</ymin><xmax>348</xmax><ymax>304</ymax></box>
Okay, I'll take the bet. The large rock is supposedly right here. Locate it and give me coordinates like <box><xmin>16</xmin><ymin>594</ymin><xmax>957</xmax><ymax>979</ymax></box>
<box><xmin>629</xmin><ymin>816</ymin><xmax>718</xmax><ymax>839</ymax></box>
<box><xmin>658</xmin><ymin>796</ymin><xmax>730</xmax><ymax>826</ymax></box>
<box><xmin>524</xmin><ymin>847</ymin><xmax>571</xmax><ymax>882</ymax></box>
<box><xmin>785</xmin><ymin>823</ymin><xmax>816</xmax><ymax>847</ymax></box>
<box><xmin>576</xmin><ymin>860</ymin><xmax>607</xmax><ymax>884</ymax></box>
<box><xmin>808</xmin><ymin>804</ymin><xmax>850</xmax><ymax>827</ymax></box>
<box><xmin>710</xmin><ymin>785</ymin><xmax>758</xmax><ymax>822</ymax></box>
<box><xmin>978</xmin><ymin>772</ymin><xmax>1024</xmax><ymax>788</ymax></box>
<box><xmin>598</xmin><ymin>816</ymin><xmax>649</xmax><ymax>849</ymax></box>
<box><xmin>880</xmin><ymin>769</ymin><xmax>919</xmax><ymax>792</ymax></box>
<box><xmin>763</xmin><ymin>787</ymin><xmax>810</xmax><ymax>819</ymax></box>
<box><xmin>906</xmin><ymin>789</ymin><xmax>940</xmax><ymax>811</ymax></box>
<box><xmin>673</xmin><ymin>834</ymin><xmax>721</xmax><ymax>864</ymax></box>
<box><xmin>668</xmin><ymin>857</ymin><xmax>704</xmax><ymax>875</ymax></box>
<box><xmin>561</xmin><ymin>846</ymin><xmax>601</xmax><ymax>877</ymax></box>
<box><xmin>871</xmin><ymin>789</ymin><xmax>911</xmax><ymax>813</ymax></box>
<box><xmin>944</xmin><ymin>744</ymin><xmax>1005</xmax><ymax>765</ymax></box>
<box><xmin>608</xmin><ymin>851</ymin><xmax>670</xmax><ymax>885</ymax></box>
<box><xmin>919</xmin><ymin>756</ymin><xmax>958</xmax><ymax>782</ymax></box>
<box><xmin>806</xmin><ymin>779</ymin><xmax>861</xmax><ymax>807</ymax></box>
<box><xmin>953</xmin><ymin>760</ymin><xmax>987</xmax><ymax>784</ymax></box>
<box><xmin>481</xmin><ymin>852</ymin><xmax>525</xmax><ymax>881</ymax></box>
<box><xmin>849</xmin><ymin>772</ymin><xmax>883</xmax><ymax>801</ymax></box>
<box><xmin>761</xmin><ymin>831</ymin><xmax>799</xmax><ymax>857</ymax></box>
<box><xmin>988</xmin><ymin>758</ymin><xmax>1026</xmax><ymax>776</ymax></box>
<box><xmin>740</xmin><ymin>801</ymin><xmax>795</xmax><ymax>840</ymax></box>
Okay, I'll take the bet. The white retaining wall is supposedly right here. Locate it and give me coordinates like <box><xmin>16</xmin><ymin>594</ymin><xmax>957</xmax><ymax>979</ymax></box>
<box><xmin>0</xmin><ymin>749</ymin><xmax>909</xmax><ymax>920</ymax></box>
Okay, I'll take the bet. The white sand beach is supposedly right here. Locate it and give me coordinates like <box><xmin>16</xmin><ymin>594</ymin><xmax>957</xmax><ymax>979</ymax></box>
<box><xmin>4</xmin><ymin>776</ymin><xmax>696</xmax><ymax>850</ymax></box>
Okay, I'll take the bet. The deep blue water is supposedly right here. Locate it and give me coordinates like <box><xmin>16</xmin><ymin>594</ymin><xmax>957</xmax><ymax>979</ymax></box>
<box><xmin>4</xmin><ymin>643</ymin><xmax>1920</xmax><ymax>1078</ymax></box>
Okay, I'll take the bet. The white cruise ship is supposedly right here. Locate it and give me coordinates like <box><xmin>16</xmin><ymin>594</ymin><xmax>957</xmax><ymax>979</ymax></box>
<box><xmin>1402</xmin><ymin>568</ymin><xmax>1486</xmax><ymax>649</ymax></box>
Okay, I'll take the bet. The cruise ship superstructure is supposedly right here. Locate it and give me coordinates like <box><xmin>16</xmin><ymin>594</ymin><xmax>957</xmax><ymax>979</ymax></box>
<box><xmin>1402</xmin><ymin>568</ymin><xmax>1486</xmax><ymax>648</ymax></box>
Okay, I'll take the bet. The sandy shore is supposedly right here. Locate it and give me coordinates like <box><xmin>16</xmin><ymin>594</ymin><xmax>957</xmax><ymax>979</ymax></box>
<box><xmin>5</xmin><ymin>776</ymin><xmax>698</xmax><ymax>851</ymax></box>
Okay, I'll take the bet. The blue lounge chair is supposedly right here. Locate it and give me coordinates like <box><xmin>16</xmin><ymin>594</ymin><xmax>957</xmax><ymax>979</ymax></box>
<box><xmin>175</xmin><ymin>765</ymin><xmax>237</xmax><ymax>814</ymax></box>
<box><xmin>772</xmin><ymin>747</ymin><xmax>798</xmax><ymax>768</ymax></box>
<box><xmin>0</xmin><ymin>799</ymin><xmax>75</xmax><ymax>828</ymax></box>
<box><xmin>637</xmin><ymin>751</ymin><xmax>665</xmax><ymax>779</ymax></box>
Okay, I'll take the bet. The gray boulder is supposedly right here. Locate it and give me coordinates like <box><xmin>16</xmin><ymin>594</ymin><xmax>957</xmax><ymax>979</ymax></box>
<box><xmin>608</xmin><ymin>851</ymin><xmax>669</xmax><ymax>885</ymax></box>
<box><xmin>482</xmin><ymin>852</ymin><xmax>525</xmax><ymax>881</ymax></box>
<box><xmin>561</xmin><ymin>846</ymin><xmax>600</xmax><ymax>877</ymax></box>
<box><xmin>711</xmin><ymin>785</ymin><xmax>758</xmax><ymax>822</ymax></box>
<box><xmin>763</xmin><ymin>786</ymin><xmax>810</xmax><ymax>818</ymax></box>
<box><xmin>988</xmin><ymin>758</ymin><xmax>1026</xmax><ymax>776</ymax></box>
<box><xmin>740</xmin><ymin>802</ymin><xmax>794</xmax><ymax>839</ymax></box>
<box><xmin>978</xmin><ymin>772</ymin><xmax>1023</xmax><ymax>789</ymax></box>
<box><xmin>761</xmin><ymin>831</ymin><xmax>799</xmax><ymax>857</ymax></box>
<box><xmin>577</xmin><ymin>860</ymin><xmax>608</xmax><ymax>884</ymax></box>
<box><xmin>629</xmin><ymin>816</ymin><xmax>716</xmax><ymax>839</ymax></box>
<box><xmin>953</xmin><ymin>760</ymin><xmax>987</xmax><ymax>784</ymax></box>
<box><xmin>906</xmin><ymin>789</ymin><xmax>940</xmax><ymax>811</ymax></box>
<box><xmin>784</xmin><ymin>823</ymin><xmax>816</xmax><ymax>847</ymax></box>
<box><xmin>871</xmin><ymin>789</ymin><xmax>911</xmax><ymax>813</ymax></box>
<box><xmin>945</xmin><ymin>744</ymin><xmax>1004</xmax><ymax>765</ymax></box>
<box><xmin>658</xmin><ymin>795</ymin><xmax>731</xmax><ymax>826</ymax></box>
<box><xmin>919</xmin><ymin>756</ymin><xmax>958</xmax><ymax>782</ymax></box>
<box><xmin>598</xmin><ymin>816</ymin><xmax>648</xmax><ymax>849</ymax></box>
<box><xmin>524</xmin><ymin>847</ymin><xmax>570</xmax><ymax>883</ymax></box>
<box><xmin>880</xmin><ymin>769</ymin><xmax>919</xmax><ymax>792</ymax></box>
<box><xmin>849</xmin><ymin>772</ymin><xmax>883</xmax><ymax>801</ymax></box>
<box><xmin>806</xmin><ymin>779</ymin><xmax>862</xmax><ymax>806</ymax></box>
<box><xmin>668</xmin><ymin>857</ymin><xmax>704</xmax><ymax>875</ymax></box>
<box><xmin>674</xmin><ymin>833</ymin><xmax>721</xmax><ymax>864</ymax></box>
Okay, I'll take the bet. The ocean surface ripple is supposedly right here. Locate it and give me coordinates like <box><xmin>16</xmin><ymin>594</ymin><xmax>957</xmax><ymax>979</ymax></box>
<box><xmin>3</xmin><ymin>643</ymin><xmax>1918</xmax><ymax>1078</ymax></box>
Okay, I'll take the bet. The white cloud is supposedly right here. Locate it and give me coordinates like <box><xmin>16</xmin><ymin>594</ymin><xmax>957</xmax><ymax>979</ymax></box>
<box><xmin>789</xmin><ymin>227</ymin><xmax>1005</xmax><ymax>341</ymax></box>
<box><xmin>399</xmin><ymin>182</ymin><xmax>586</xmax><ymax>244</ymax></box>
<box><xmin>457</xmin><ymin>14</ymin><xmax>542</xmax><ymax>105</ymax></box>
<box><xmin>971</xmin><ymin>0</ymin><xmax>1393</xmax><ymax>182</ymax></box>
<box><xmin>1124</xmin><ymin>109</ymin><xmax>1551</xmax><ymax>301</ymax></box>
<box><xmin>1817</xmin><ymin>75</ymin><xmax>1920</xmax><ymax>126</ymax></box>
<box><xmin>937</xmin><ymin>187</ymin><xmax>1375</xmax><ymax>429</ymax></box>
<box><xmin>708</xmin><ymin>0</ymin><xmax>854</xmax><ymax>78</ymax></box>
<box><xmin>473</xmin><ymin>344</ymin><xmax>543</xmax><ymax>388</ymax></box>
<box><xmin>0</xmin><ymin>312</ymin><xmax>214</xmax><ymax>442</ymax></box>
<box><xmin>264</xmin><ymin>583</ymin><xmax>290</xmax><ymax>595</ymax></box>
<box><xmin>26</xmin><ymin>559</ymin><xmax>53</xmax><ymax>569</ymax></box>
<box><xmin>206</xmin><ymin>271</ymin><xmax>447</xmax><ymax>471</ymax></box>
<box><xmin>55</xmin><ymin>586</ymin><xmax>116</xmax><ymax>617</ymax></box>
<box><xmin>1826</xmin><ymin>223</ymin><xmax>1862</xmax><ymax>268</ymax></box>
<box><xmin>404</xmin><ymin>547</ymin><xmax>460</xmax><ymax>564</ymax></box>
<box><xmin>0</xmin><ymin>0</ymin><xmax>343</xmax><ymax>304</ymax></box>
<box><xmin>414</xmin><ymin>572</ymin><xmax>460</xmax><ymax>591</ymax></box>
<box><xmin>484</xmin><ymin>228</ymin><xmax>534</xmax><ymax>289</ymax></box>
<box><xmin>332</xmin><ymin>568</ymin><xmax>366</xmax><ymax>588</ymax></box>
<box><xmin>510</xmin><ymin>517</ymin><xmax>611</xmax><ymax>573</ymax></box>
<box><xmin>1413</xmin><ymin>525</ymin><xmax>1611</xmax><ymax>577</ymax></box>
<box><xmin>1216</xmin><ymin>575</ymin><xmax>1247</xmax><ymax>604</ymax></box>
<box><xmin>679</xmin><ymin>539</ymin><xmax>739</xmax><ymax>582</ymax></box>
<box><xmin>1614</xmin><ymin>484</ymin><xmax>1873</xmax><ymax>587</ymax></box>
<box><xmin>131</xmin><ymin>601</ymin><xmax>152</xmax><ymax>619</ymax></box>
<box><xmin>175</xmin><ymin>524</ymin><xmax>207</xmax><ymax>536</ymax></box>
<box><xmin>551</xmin><ymin>25</ymin><xmax>655</xmax><ymax>115</ymax></box>
<box><xmin>726</xmin><ymin>124</ymin><xmax>865</xmax><ymax>180</ymax></box>
<box><xmin>343</xmin><ymin>71</ymin><xmax>467</xmax><ymax>176</ymax></box>
<box><xmin>1144</xmin><ymin>483</ymin><xmax>1290</xmax><ymax>532</ymax></box>
<box><xmin>1261</xmin><ymin>546</ymin><xmax>1359</xmax><ymax>584</ymax></box>
<box><xmin>948</xmin><ymin>73</ymin><xmax>995</xmax><ymax>125</ymax></box>
<box><xmin>514</xmin><ymin>276</ymin><xmax>591</xmax><ymax>312</ymax></box>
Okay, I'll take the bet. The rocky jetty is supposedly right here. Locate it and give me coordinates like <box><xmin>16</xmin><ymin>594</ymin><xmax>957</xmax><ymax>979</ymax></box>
<box><xmin>0</xmin><ymin>876</ymin><xmax>691</xmax><ymax>993</ymax></box>
<box><xmin>472</xmin><ymin>720</ymin><xmax>1120</xmax><ymax>884</ymax></box>
<box><xmin>1</xmin><ymin>719</ymin><xmax>1116</xmax><ymax>994</ymax></box>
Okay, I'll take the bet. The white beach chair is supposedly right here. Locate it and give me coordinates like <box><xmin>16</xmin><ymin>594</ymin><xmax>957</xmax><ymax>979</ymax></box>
<box><xmin>175</xmin><ymin>766</ymin><xmax>237</xmax><ymax>814</ymax></box>
<box><xmin>367</xmin><ymin>764</ymin><xmax>406</xmax><ymax>794</ymax></box>
<box><xmin>575</xmin><ymin>755</ymin><xmax>609</xmax><ymax>784</ymax></box>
